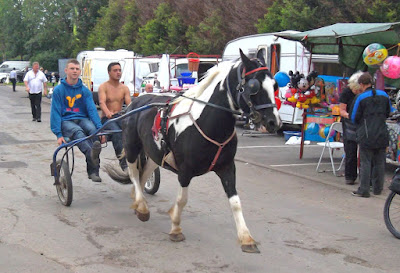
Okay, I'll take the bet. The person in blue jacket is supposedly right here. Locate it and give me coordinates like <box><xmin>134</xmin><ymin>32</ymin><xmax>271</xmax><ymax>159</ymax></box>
<box><xmin>351</xmin><ymin>72</ymin><xmax>392</xmax><ymax>197</ymax></box>
<box><xmin>50</xmin><ymin>59</ymin><xmax>105</xmax><ymax>182</ymax></box>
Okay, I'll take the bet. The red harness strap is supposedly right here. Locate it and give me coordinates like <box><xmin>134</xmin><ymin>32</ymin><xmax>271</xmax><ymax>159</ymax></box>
<box><xmin>188</xmin><ymin>114</ymin><xmax>236</xmax><ymax>172</ymax></box>
<box><xmin>157</xmin><ymin>100</ymin><xmax>236</xmax><ymax>172</ymax></box>
<box><xmin>244</xmin><ymin>66</ymin><xmax>268</xmax><ymax>77</ymax></box>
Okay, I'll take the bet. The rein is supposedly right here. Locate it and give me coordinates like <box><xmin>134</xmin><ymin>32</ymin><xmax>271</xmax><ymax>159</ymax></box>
<box><xmin>178</xmin><ymin>94</ymin><xmax>241</xmax><ymax>115</ymax></box>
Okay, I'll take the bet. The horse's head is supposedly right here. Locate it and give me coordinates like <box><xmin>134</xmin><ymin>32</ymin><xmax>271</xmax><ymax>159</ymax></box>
<box><xmin>226</xmin><ymin>49</ymin><xmax>282</xmax><ymax>133</ymax></box>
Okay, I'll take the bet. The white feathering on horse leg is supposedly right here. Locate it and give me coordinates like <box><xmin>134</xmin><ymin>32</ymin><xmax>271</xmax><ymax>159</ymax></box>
<box><xmin>128</xmin><ymin>160</ymin><xmax>149</xmax><ymax>215</ymax></box>
<box><xmin>229</xmin><ymin>195</ymin><xmax>256</xmax><ymax>246</ymax></box>
<box><xmin>139</xmin><ymin>157</ymin><xmax>158</xmax><ymax>189</ymax></box>
<box><xmin>168</xmin><ymin>186</ymin><xmax>188</xmax><ymax>236</ymax></box>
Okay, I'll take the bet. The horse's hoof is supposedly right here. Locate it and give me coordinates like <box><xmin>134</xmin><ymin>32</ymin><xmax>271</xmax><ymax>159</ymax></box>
<box><xmin>241</xmin><ymin>244</ymin><xmax>260</xmax><ymax>253</ymax></box>
<box><xmin>169</xmin><ymin>233</ymin><xmax>185</xmax><ymax>242</ymax></box>
<box><xmin>135</xmin><ymin>210</ymin><xmax>150</xmax><ymax>222</ymax></box>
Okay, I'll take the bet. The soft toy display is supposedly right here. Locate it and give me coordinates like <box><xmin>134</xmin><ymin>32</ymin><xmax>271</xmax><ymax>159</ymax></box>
<box><xmin>283</xmin><ymin>70</ymin><xmax>320</xmax><ymax>109</ymax></box>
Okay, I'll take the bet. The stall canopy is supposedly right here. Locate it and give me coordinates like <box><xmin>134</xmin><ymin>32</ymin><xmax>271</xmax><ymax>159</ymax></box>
<box><xmin>275</xmin><ymin>22</ymin><xmax>400</xmax><ymax>71</ymax></box>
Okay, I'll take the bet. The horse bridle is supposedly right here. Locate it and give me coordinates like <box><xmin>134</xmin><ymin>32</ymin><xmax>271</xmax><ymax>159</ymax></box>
<box><xmin>227</xmin><ymin>62</ymin><xmax>276</xmax><ymax>123</ymax></box>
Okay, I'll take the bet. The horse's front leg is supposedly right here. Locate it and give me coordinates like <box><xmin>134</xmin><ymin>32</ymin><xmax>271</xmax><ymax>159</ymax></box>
<box><xmin>168</xmin><ymin>185</ymin><xmax>188</xmax><ymax>242</ymax></box>
<box><xmin>128</xmin><ymin>160</ymin><xmax>150</xmax><ymax>221</ymax></box>
<box><xmin>215</xmin><ymin>162</ymin><xmax>260</xmax><ymax>253</ymax></box>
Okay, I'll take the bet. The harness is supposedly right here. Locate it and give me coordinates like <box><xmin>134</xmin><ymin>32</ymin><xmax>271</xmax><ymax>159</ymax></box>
<box><xmin>226</xmin><ymin>63</ymin><xmax>277</xmax><ymax>123</ymax></box>
<box><xmin>152</xmin><ymin>99</ymin><xmax>236</xmax><ymax>172</ymax></box>
<box><xmin>151</xmin><ymin>60</ymin><xmax>274</xmax><ymax>172</ymax></box>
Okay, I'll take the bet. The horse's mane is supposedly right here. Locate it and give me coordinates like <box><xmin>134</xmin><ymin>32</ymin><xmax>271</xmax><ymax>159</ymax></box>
<box><xmin>172</xmin><ymin>61</ymin><xmax>234</xmax><ymax>104</ymax></box>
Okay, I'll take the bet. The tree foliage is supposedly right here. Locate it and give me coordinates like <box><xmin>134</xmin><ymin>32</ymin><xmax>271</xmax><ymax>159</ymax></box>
<box><xmin>133</xmin><ymin>2</ymin><xmax>187</xmax><ymax>55</ymax></box>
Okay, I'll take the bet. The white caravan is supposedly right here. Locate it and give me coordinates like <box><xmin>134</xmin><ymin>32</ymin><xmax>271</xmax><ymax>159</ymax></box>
<box><xmin>222</xmin><ymin>32</ymin><xmax>340</xmax><ymax>124</ymax></box>
<box><xmin>76</xmin><ymin>48</ymin><xmax>135</xmax><ymax>104</ymax></box>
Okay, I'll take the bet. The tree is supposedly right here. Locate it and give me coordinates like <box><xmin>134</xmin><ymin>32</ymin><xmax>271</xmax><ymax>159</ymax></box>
<box><xmin>87</xmin><ymin>0</ymin><xmax>126</xmax><ymax>50</ymax></box>
<box><xmin>133</xmin><ymin>2</ymin><xmax>187</xmax><ymax>55</ymax></box>
<box><xmin>0</xmin><ymin>0</ymin><xmax>26</xmax><ymax>60</ymax></box>
<box><xmin>186</xmin><ymin>10</ymin><xmax>227</xmax><ymax>54</ymax></box>
<box><xmin>365</xmin><ymin>0</ymin><xmax>400</xmax><ymax>22</ymax></box>
<box><xmin>113</xmin><ymin>0</ymin><xmax>140</xmax><ymax>50</ymax></box>
<box><xmin>256</xmin><ymin>0</ymin><xmax>319</xmax><ymax>33</ymax></box>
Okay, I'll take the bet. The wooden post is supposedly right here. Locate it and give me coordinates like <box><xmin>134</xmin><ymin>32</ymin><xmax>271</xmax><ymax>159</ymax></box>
<box><xmin>299</xmin><ymin>111</ymin><xmax>307</xmax><ymax>159</ymax></box>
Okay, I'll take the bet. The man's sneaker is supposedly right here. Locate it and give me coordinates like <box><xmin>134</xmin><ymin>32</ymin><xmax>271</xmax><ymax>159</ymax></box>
<box><xmin>32</xmin><ymin>118</ymin><xmax>36</xmax><ymax>121</ymax></box>
<box><xmin>37</xmin><ymin>119</ymin><xmax>41</xmax><ymax>122</ymax></box>
<box><xmin>91</xmin><ymin>141</ymin><xmax>101</xmax><ymax>166</ymax></box>
<box><xmin>351</xmin><ymin>190</ymin><xmax>370</xmax><ymax>198</ymax></box>
<box><xmin>88</xmin><ymin>173</ymin><xmax>102</xmax><ymax>182</ymax></box>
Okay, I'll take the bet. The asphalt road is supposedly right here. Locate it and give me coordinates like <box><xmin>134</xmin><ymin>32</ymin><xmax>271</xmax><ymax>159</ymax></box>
<box><xmin>0</xmin><ymin>84</ymin><xmax>399</xmax><ymax>273</ymax></box>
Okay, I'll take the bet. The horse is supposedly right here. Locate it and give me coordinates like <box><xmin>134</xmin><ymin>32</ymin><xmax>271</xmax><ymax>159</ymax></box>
<box><xmin>104</xmin><ymin>49</ymin><xmax>282</xmax><ymax>253</ymax></box>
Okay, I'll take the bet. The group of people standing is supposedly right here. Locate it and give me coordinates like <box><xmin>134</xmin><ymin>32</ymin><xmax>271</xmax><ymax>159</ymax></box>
<box><xmin>339</xmin><ymin>72</ymin><xmax>392</xmax><ymax>198</ymax></box>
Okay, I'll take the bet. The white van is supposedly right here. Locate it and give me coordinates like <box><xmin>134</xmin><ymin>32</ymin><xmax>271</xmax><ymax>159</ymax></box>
<box><xmin>0</xmin><ymin>61</ymin><xmax>30</xmax><ymax>73</ymax></box>
<box><xmin>76</xmin><ymin>48</ymin><xmax>135</xmax><ymax>104</ymax></box>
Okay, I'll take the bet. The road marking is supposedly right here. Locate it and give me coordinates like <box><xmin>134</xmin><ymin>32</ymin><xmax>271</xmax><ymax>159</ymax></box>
<box><xmin>270</xmin><ymin>162</ymin><xmax>333</xmax><ymax>167</ymax></box>
<box><xmin>237</xmin><ymin>145</ymin><xmax>318</xmax><ymax>149</ymax></box>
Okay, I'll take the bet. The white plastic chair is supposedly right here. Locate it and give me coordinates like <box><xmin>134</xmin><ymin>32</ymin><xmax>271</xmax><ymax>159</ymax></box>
<box><xmin>316</xmin><ymin>122</ymin><xmax>345</xmax><ymax>176</ymax></box>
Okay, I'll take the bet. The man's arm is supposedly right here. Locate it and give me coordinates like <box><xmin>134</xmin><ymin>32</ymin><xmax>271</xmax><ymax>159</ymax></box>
<box><xmin>50</xmin><ymin>89</ymin><xmax>64</xmax><ymax>144</ymax></box>
<box><xmin>43</xmin><ymin>81</ymin><xmax>48</xmax><ymax>96</ymax></box>
<box><xmin>98</xmin><ymin>83</ymin><xmax>113</xmax><ymax>118</ymax></box>
<box><xmin>23</xmin><ymin>73</ymin><xmax>30</xmax><ymax>93</ymax></box>
<box><xmin>124</xmin><ymin>85</ymin><xmax>132</xmax><ymax>106</ymax></box>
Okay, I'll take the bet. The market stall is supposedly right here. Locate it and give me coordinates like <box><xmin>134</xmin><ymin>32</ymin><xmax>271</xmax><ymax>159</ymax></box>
<box><xmin>275</xmin><ymin>22</ymin><xmax>400</xmax><ymax>159</ymax></box>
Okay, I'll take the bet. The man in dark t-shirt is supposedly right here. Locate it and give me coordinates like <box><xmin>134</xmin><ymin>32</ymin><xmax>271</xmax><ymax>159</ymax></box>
<box><xmin>339</xmin><ymin>72</ymin><xmax>363</xmax><ymax>185</ymax></box>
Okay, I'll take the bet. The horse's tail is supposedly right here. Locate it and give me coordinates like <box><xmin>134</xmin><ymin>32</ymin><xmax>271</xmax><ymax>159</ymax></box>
<box><xmin>103</xmin><ymin>149</ymin><xmax>147</xmax><ymax>184</ymax></box>
<box><xmin>103</xmin><ymin>149</ymin><xmax>131</xmax><ymax>184</ymax></box>
<box><xmin>103</xmin><ymin>162</ymin><xmax>131</xmax><ymax>184</ymax></box>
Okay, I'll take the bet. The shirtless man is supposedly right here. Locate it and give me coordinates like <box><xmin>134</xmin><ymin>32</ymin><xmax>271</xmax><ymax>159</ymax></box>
<box><xmin>98</xmin><ymin>62</ymin><xmax>131</xmax><ymax>171</ymax></box>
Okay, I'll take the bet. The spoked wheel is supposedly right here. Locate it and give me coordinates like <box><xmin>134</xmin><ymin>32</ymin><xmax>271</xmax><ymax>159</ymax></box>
<box><xmin>56</xmin><ymin>159</ymin><xmax>73</xmax><ymax>206</ymax></box>
<box><xmin>384</xmin><ymin>191</ymin><xmax>400</xmax><ymax>239</ymax></box>
<box><xmin>144</xmin><ymin>167</ymin><xmax>161</xmax><ymax>195</ymax></box>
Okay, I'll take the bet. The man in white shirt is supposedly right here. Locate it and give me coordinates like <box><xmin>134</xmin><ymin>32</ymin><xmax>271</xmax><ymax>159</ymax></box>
<box><xmin>24</xmin><ymin>62</ymin><xmax>48</xmax><ymax>122</ymax></box>
<box><xmin>9</xmin><ymin>68</ymin><xmax>17</xmax><ymax>92</ymax></box>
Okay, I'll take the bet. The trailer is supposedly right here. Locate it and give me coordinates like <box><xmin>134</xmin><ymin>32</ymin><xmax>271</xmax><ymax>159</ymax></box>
<box><xmin>76</xmin><ymin>48</ymin><xmax>135</xmax><ymax>104</ymax></box>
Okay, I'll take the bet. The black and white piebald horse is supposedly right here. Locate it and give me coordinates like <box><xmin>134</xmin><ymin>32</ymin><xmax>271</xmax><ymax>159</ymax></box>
<box><xmin>105</xmin><ymin>49</ymin><xmax>282</xmax><ymax>253</ymax></box>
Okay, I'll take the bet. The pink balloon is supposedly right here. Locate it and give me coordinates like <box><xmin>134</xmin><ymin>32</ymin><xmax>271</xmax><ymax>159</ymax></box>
<box><xmin>380</xmin><ymin>56</ymin><xmax>400</xmax><ymax>79</ymax></box>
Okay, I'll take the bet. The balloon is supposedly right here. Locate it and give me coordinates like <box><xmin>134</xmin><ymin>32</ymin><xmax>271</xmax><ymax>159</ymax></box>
<box><xmin>380</xmin><ymin>56</ymin><xmax>400</xmax><ymax>79</ymax></box>
<box><xmin>363</xmin><ymin>43</ymin><xmax>388</xmax><ymax>66</ymax></box>
<box><xmin>324</xmin><ymin>126</ymin><xmax>336</xmax><ymax>138</ymax></box>
<box><xmin>274</xmin><ymin>71</ymin><xmax>290</xmax><ymax>87</ymax></box>
<box><xmin>306</xmin><ymin>122</ymin><xmax>319</xmax><ymax>135</ymax></box>
<box><xmin>319</xmin><ymin>125</ymin><xmax>326</xmax><ymax>139</ymax></box>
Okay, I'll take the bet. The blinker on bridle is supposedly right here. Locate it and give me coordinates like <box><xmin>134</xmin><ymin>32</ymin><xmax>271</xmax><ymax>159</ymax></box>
<box><xmin>228</xmin><ymin>63</ymin><xmax>277</xmax><ymax>123</ymax></box>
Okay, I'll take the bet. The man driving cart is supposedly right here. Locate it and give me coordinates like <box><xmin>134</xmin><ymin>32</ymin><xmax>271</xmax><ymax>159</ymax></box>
<box><xmin>50</xmin><ymin>59</ymin><xmax>105</xmax><ymax>182</ymax></box>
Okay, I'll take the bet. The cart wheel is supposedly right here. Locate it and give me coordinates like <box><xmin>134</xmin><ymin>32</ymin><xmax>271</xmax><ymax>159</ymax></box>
<box><xmin>144</xmin><ymin>167</ymin><xmax>161</xmax><ymax>195</ymax></box>
<box><xmin>56</xmin><ymin>159</ymin><xmax>73</xmax><ymax>206</ymax></box>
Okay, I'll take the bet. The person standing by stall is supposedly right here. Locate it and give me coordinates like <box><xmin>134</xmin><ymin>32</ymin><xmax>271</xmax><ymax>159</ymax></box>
<box><xmin>339</xmin><ymin>71</ymin><xmax>363</xmax><ymax>185</ymax></box>
<box><xmin>351</xmin><ymin>72</ymin><xmax>392</xmax><ymax>197</ymax></box>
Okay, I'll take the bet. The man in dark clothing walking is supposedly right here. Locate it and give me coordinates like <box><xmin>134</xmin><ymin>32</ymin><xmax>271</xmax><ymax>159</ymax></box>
<box><xmin>351</xmin><ymin>73</ymin><xmax>392</xmax><ymax>197</ymax></box>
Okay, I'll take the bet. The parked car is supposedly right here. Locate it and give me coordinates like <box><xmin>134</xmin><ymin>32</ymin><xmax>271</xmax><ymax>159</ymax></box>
<box><xmin>0</xmin><ymin>72</ymin><xmax>8</xmax><ymax>83</ymax></box>
<box><xmin>17</xmin><ymin>67</ymin><xmax>31</xmax><ymax>82</ymax></box>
